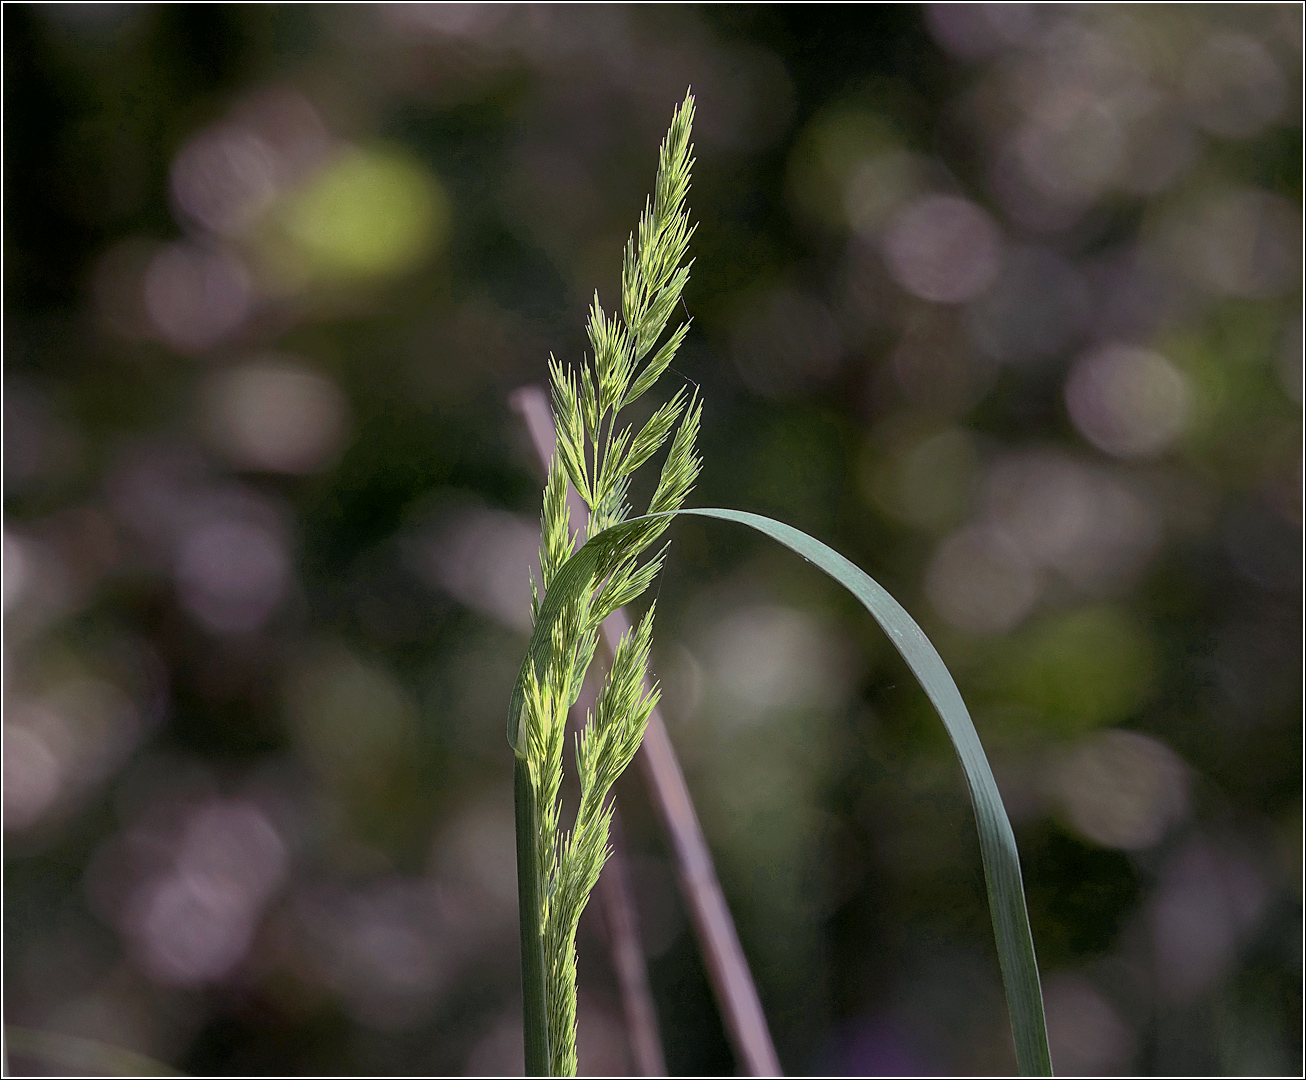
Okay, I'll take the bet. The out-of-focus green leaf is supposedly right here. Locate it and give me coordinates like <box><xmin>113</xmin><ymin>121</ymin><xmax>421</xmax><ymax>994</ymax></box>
<box><xmin>987</xmin><ymin>605</ymin><xmax>1155</xmax><ymax>734</ymax></box>
<box><xmin>266</xmin><ymin>147</ymin><xmax>447</xmax><ymax>282</ymax></box>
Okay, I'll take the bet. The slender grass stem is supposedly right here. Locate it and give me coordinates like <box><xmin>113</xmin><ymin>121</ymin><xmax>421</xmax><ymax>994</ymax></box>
<box><xmin>515</xmin><ymin>754</ymin><xmax>550</xmax><ymax>1075</ymax></box>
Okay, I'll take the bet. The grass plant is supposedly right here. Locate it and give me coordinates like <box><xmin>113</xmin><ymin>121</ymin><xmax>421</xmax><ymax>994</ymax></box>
<box><xmin>511</xmin><ymin>92</ymin><xmax>1053</xmax><ymax>1077</ymax></box>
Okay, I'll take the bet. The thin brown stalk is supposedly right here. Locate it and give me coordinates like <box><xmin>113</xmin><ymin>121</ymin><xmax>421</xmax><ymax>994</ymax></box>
<box><xmin>511</xmin><ymin>384</ymin><xmax>782</xmax><ymax>1077</ymax></box>
<box><xmin>595</xmin><ymin>811</ymin><xmax>667</xmax><ymax>1077</ymax></box>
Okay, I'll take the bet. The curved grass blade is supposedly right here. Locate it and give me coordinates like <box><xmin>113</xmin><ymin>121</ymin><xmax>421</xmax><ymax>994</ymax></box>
<box><xmin>508</xmin><ymin>507</ymin><xmax>1053</xmax><ymax>1077</ymax></box>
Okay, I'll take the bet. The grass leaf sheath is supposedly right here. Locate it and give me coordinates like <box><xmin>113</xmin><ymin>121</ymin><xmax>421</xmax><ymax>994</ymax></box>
<box><xmin>511</xmin><ymin>91</ymin><xmax>1052</xmax><ymax>1077</ymax></box>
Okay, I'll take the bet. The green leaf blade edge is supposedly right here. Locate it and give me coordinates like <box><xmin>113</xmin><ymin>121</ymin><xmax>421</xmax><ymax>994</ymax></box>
<box><xmin>509</xmin><ymin>507</ymin><xmax>1053</xmax><ymax>1076</ymax></box>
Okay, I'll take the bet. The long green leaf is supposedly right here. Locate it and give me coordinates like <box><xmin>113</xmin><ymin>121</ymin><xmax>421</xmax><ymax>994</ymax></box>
<box><xmin>509</xmin><ymin>507</ymin><xmax>1053</xmax><ymax>1076</ymax></box>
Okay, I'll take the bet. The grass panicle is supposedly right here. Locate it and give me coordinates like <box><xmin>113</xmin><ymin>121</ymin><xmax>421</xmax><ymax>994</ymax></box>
<box><xmin>513</xmin><ymin>87</ymin><xmax>1052</xmax><ymax>1078</ymax></box>
<box><xmin>516</xmin><ymin>90</ymin><xmax>700</xmax><ymax>1077</ymax></box>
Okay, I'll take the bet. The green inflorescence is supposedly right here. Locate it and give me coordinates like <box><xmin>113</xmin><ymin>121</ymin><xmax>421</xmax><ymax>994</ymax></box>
<box><xmin>522</xmin><ymin>91</ymin><xmax>700</xmax><ymax>1077</ymax></box>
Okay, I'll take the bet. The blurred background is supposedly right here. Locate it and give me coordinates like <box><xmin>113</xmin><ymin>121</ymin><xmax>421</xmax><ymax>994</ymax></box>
<box><xmin>3</xmin><ymin>4</ymin><xmax>1301</xmax><ymax>1075</ymax></box>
